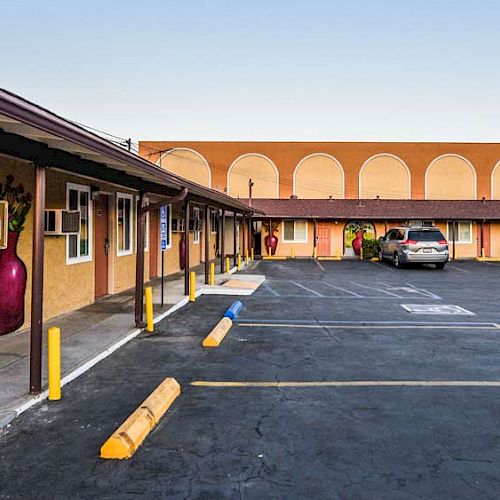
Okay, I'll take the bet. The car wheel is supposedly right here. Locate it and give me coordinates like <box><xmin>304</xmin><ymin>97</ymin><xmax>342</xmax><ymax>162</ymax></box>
<box><xmin>394</xmin><ymin>253</ymin><xmax>401</xmax><ymax>268</ymax></box>
<box><xmin>378</xmin><ymin>250</ymin><xmax>384</xmax><ymax>261</ymax></box>
<box><xmin>435</xmin><ymin>262</ymin><xmax>445</xmax><ymax>270</ymax></box>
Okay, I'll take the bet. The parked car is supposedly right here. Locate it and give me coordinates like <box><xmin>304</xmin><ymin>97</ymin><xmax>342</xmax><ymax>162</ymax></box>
<box><xmin>378</xmin><ymin>226</ymin><xmax>449</xmax><ymax>269</ymax></box>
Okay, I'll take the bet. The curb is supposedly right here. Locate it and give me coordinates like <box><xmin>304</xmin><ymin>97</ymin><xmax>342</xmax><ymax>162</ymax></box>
<box><xmin>202</xmin><ymin>317</ymin><xmax>233</xmax><ymax>347</ymax></box>
<box><xmin>100</xmin><ymin>377</ymin><xmax>180</xmax><ymax>459</ymax></box>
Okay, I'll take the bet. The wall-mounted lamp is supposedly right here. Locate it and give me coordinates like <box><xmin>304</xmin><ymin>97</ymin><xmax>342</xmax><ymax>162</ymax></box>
<box><xmin>91</xmin><ymin>186</ymin><xmax>100</xmax><ymax>201</ymax></box>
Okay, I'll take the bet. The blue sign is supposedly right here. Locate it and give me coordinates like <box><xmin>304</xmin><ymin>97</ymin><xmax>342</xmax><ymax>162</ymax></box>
<box><xmin>160</xmin><ymin>206</ymin><xmax>168</xmax><ymax>251</ymax></box>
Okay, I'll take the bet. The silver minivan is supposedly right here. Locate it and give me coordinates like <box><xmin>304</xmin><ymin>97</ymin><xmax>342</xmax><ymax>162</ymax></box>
<box><xmin>378</xmin><ymin>227</ymin><xmax>449</xmax><ymax>269</ymax></box>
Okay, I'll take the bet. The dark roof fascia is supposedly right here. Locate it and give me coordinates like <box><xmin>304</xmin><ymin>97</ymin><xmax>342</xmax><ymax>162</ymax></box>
<box><xmin>0</xmin><ymin>89</ymin><xmax>260</xmax><ymax>215</ymax></box>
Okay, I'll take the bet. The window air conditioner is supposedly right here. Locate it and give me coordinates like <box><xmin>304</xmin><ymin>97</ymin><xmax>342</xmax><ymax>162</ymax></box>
<box><xmin>44</xmin><ymin>210</ymin><xmax>80</xmax><ymax>235</ymax></box>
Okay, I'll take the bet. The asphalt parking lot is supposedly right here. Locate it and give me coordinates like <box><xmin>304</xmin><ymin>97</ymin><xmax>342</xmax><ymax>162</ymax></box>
<box><xmin>1</xmin><ymin>259</ymin><xmax>500</xmax><ymax>498</ymax></box>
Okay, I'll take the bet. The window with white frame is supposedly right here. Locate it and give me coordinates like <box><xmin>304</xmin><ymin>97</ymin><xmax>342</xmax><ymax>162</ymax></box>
<box><xmin>66</xmin><ymin>183</ymin><xmax>92</xmax><ymax>264</ymax></box>
<box><xmin>117</xmin><ymin>193</ymin><xmax>133</xmax><ymax>255</ymax></box>
<box><xmin>447</xmin><ymin>221</ymin><xmax>472</xmax><ymax>244</ymax></box>
<box><xmin>283</xmin><ymin>219</ymin><xmax>308</xmax><ymax>243</ymax></box>
<box><xmin>193</xmin><ymin>207</ymin><xmax>201</xmax><ymax>243</ymax></box>
<box><xmin>210</xmin><ymin>210</ymin><xmax>218</xmax><ymax>233</ymax></box>
<box><xmin>136</xmin><ymin>196</ymin><xmax>149</xmax><ymax>251</ymax></box>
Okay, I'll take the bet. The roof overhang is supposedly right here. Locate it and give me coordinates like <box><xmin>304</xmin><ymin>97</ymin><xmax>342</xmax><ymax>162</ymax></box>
<box><xmin>0</xmin><ymin>88</ymin><xmax>261</xmax><ymax>214</ymax></box>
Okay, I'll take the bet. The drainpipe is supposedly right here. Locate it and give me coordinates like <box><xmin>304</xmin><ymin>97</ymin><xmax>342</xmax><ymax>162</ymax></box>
<box><xmin>134</xmin><ymin>188</ymin><xmax>187</xmax><ymax>327</ymax></box>
<box><xmin>30</xmin><ymin>164</ymin><xmax>46</xmax><ymax>394</ymax></box>
<box><xmin>220</xmin><ymin>209</ymin><xmax>225</xmax><ymax>273</ymax></box>
<box><xmin>184</xmin><ymin>199</ymin><xmax>190</xmax><ymax>296</ymax></box>
<box><xmin>233</xmin><ymin>213</ymin><xmax>237</xmax><ymax>266</ymax></box>
<box><xmin>204</xmin><ymin>204</ymin><xmax>210</xmax><ymax>284</ymax></box>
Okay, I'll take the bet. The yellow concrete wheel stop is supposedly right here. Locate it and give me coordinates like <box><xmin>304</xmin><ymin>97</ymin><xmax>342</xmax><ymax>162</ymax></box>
<box><xmin>202</xmin><ymin>317</ymin><xmax>233</xmax><ymax>348</ymax></box>
<box><xmin>100</xmin><ymin>377</ymin><xmax>181</xmax><ymax>460</ymax></box>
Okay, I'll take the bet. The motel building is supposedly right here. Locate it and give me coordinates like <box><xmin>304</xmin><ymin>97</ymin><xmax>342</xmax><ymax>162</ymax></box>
<box><xmin>138</xmin><ymin>141</ymin><xmax>500</xmax><ymax>259</ymax></box>
<box><xmin>0</xmin><ymin>89</ymin><xmax>256</xmax><ymax>394</ymax></box>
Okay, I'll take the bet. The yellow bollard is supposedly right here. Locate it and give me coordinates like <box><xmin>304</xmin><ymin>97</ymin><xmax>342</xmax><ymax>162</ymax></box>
<box><xmin>291</xmin><ymin>246</ymin><xmax>295</xmax><ymax>259</ymax></box>
<box><xmin>245</xmin><ymin>249</ymin><xmax>249</xmax><ymax>264</ymax></box>
<box><xmin>268</xmin><ymin>246</ymin><xmax>272</xmax><ymax>256</ymax></box>
<box><xmin>237</xmin><ymin>254</ymin><xmax>241</xmax><ymax>271</ymax></box>
<box><xmin>313</xmin><ymin>246</ymin><xmax>317</xmax><ymax>259</ymax></box>
<box><xmin>189</xmin><ymin>271</ymin><xmax>196</xmax><ymax>302</ymax></box>
<box><xmin>251</xmin><ymin>248</ymin><xmax>254</xmax><ymax>261</ymax></box>
<box><xmin>210</xmin><ymin>262</ymin><xmax>215</xmax><ymax>286</ymax></box>
<box><xmin>225</xmin><ymin>256</ymin><xmax>230</xmax><ymax>273</ymax></box>
<box><xmin>482</xmin><ymin>247</ymin><xmax>485</xmax><ymax>258</ymax></box>
<box><xmin>145</xmin><ymin>286</ymin><xmax>154</xmax><ymax>333</ymax></box>
<box><xmin>48</xmin><ymin>327</ymin><xmax>61</xmax><ymax>401</ymax></box>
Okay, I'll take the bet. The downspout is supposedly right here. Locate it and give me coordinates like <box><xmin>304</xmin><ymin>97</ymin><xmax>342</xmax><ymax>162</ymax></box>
<box><xmin>134</xmin><ymin>188</ymin><xmax>187</xmax><ymax>328</ymax></box>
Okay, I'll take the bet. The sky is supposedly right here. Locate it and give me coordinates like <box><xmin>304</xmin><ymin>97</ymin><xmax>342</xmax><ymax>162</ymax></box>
<box><xmin>1</xmin><ymin>1</ymin><xmax>500</xmax><ymax>143</ymax></box>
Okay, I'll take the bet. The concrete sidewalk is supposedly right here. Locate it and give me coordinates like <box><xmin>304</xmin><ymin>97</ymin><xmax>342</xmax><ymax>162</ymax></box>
<box><xmin>0</xmin><ymin>260</ymin><xmax>264</xmax><ymax>428</ymax></box>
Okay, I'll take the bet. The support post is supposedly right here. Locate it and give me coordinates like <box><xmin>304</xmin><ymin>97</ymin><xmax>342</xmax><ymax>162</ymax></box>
<box><xmin>204</xmin><ymin>205</ymin><xmax>210</xmax><ymax>284</ymax></box>
<box><xmin>30</xmin><ymin>164</ymin><xmax>45</xmax><ymax>394</ymax></box>
<box><xmin>220</xmin><ymin>209</ymin><xmax>225</xmax><ymax>274</ymax></box>
<box><xmin>248</xmin><ymin>216</ymin><xmax>253</xmax><ymax>257</ymax></box>
<box><xmin>233</xmin><ymin>213</ymin><xmax>237</xmax><ymax>266</ymax></box>
<box><xmin>184</xmin><ymin>199</ymin><xmax>190</xmax><ymax>296</ymax></box>
<box><xmin>451</xmin><ymin>220</ymin><xmax>456</xmax><ymax>260</ymax></box>
<box><xmin>134</xmin><ymin>192</ymin><xmax>146</xmax><ymax>328</ymax></box>
<box><xmin>480</xmin><ymin>220</ymin><xmax>485</xmax><ymax>258</ymax></box>
<box><xmin>313</xmin><ymin>219</ymin><xmax>318</xmax><ymax>258</ymax></box>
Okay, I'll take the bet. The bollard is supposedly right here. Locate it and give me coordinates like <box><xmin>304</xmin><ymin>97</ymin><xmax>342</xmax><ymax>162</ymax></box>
<box><xmin>237</xmin><ymin>254</ymin><xmax>241</xmax><ymax>271</ymax></box>
<box><xmin>210</xmin><ymin>262</ymin><xmax>215</xmax><ymax>286</ymax></box>
<box><xmin>245</xmin><ymin>249</ymin><xmax>249</xmax><ymax>264</ymax></box>
<box><xmin>189</xmin><ymin>271</ymin><xmax>196</xmax><ymax>302</ymax></box>
<box><xmin>313</xmin><ymin>246</ymin><xmax>317</xmax><ymax>259</ymax></box>
<box><xmin>251</xmin><ymin>248</ymin><xmax>254</xmax><ymax>261</ymax></box>
<box><xmin>268</xmin><ymin>246</ymin><xmax>272</xmax><ymax>256</ymax></box>
<box><xmin>48</xmin><ymin>327</ymin><xmax>61</xmax><ymax>401</ymax></box>
<box><xmin>145</xmin><ymin>286</ymin><xmax>154</xmax><ymax>333</ymax></box>
<box><xmin>360</xmin><ymin>245</ymin><xmax>364</xmax><ymax>260</ymax></box>
<box><xmin>225</xmin><ymin>256</ymin><xmax>230</xmax><ymax>273</ymax></box>
<box><xmin>482</xmin><ymin>247</ymin><xmax>485</xmax><ymax>258</ymax></box>
<box><xmin>291</xmin><ymin>246</ymin><xmax>295</xmax><ymax>259</ymax></box>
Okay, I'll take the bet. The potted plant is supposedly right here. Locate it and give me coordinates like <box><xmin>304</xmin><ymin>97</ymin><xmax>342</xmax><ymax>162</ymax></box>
<box><xmin>262</xmin><ymin>221</ymin><xmax>279</xmax><ymax>256</ymax></box>
<box><xmin>0</xmin><ymin>175</ymin><xmax>32</xmax><ymax>335</ymax></box>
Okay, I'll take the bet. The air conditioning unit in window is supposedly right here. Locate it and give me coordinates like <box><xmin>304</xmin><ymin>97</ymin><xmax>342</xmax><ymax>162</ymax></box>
<box><xmin>44</xmin><ymin>210</ymin><xmax>80</xmax><ymax>235</ymax></box>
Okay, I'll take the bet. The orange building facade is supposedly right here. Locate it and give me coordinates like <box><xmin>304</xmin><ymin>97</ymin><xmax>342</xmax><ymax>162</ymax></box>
<box><xmin>138</xmin><ymin>141</ymin><xmax>500</xmax><ymax>259</ymax></box>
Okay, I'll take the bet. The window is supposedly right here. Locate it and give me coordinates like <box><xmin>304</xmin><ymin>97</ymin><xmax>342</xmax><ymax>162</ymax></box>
<box><xmin>210</xmin><ymin>210</ymin><xmax>218</xmax><ymax>233</ymax></box>
<box><xmin>193</xmin><ymin>207</ymin><xmax>200</xmax><ymax>244</ymax></box>
<box><xmin>117</xmin><ymin>193</ymin><xmax>133</xmax><ymax>256</ymax></box>
<box><xmin>283</xmin><ymin>220</ymin><xmax>308</xmax><ymax>243</ymax></box>
<box><xmin>136</xmin><ymin>197</ymin><xmax>149</xmax><ymax>251</ymax></box>
<box><xmin>447</xmin><ymin>221</ymin><xmax>472</xmax><ymax>244</ymax></box>
<box><xmin>66</xmin><ymin>183</ymin><xmax>92</xmax><ymax>264</ymax></box>
<box><xmin>159</xmin><ymin>205</ymin><xmax>172</xmax><ymax>250</ymax></box>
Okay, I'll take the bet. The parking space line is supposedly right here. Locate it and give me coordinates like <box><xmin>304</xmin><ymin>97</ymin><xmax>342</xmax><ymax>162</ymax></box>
<box><xmin>370</xmin><ymin>261</ymin><xmax>396</xmax><ymax>272</ymax></box>
<box><xmin>323</xmin><ymin>282</ymin><xmax>363</xmax><ymax>297</ymax></box>
<box><xmin>448</xmin><ymin>265</ymin><xmax>469</xmax><ymax>273</ymax></box>
<box><xmin>237</xmin><ymin>323</ymin><xmax>500</xmax><ymax>330</ymax></box>
<box><xmin>192</xmin><ymin>380</ymin><xmax>500</xmax><ymax>388</ymax></box>
<box><xmin>291</xmin><ymin>281</ymin><xmax>325</xmax><ymax>297</ymax></box>
<box><xmin>354</xmin><ymin>283</ymin><xmax>403</xmax><ymax>297</ymax></box>
<box><xmin>236</xmin><ymin>319</ymin><xmax>498</xmax><ymax>326</ymax></box>
<box><xmin>261</xmin><ymin>281</ymin><xmax>280</xmax><ymax>296</ymax></box>
<box><xmin>314</xmin><ymin>259</ymin><xmax>326</xmax><ymax>271</ymax></box>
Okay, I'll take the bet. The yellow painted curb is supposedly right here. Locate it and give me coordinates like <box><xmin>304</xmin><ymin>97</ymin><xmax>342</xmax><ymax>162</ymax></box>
<box><xmin>100</xmin><ymin>377</ymin><xmax>181</xmax><ymax>460</ymax></box>
<box><xmin>371</xmin><ymin>257</ymin><xmax>380</xmax><ymax>262</ymax></box>
<box><xmin>262</xmin><ymin>256</ymin><xmax>287</xmax><ymax>260</ymax></box>
<box><xmin>317</xmin><ymin>256</ymin><xmax>342</xmax><ymax>261</ymax></box>
<box><xmin>477</xmin><ymin>257</ymin><xmax>500</xmax><ymax>262</ymax></box>
<box><xmin>202</xmin><ymin>317</ymin><xmax>233</xmax><ymax>348</ymax></box>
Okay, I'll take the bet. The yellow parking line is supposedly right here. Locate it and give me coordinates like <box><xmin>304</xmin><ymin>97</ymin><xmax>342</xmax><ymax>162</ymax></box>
<box><xmin>191</xmin><ymin>380</ymin><xmax>500</xmax><ymax>388</ymax></box>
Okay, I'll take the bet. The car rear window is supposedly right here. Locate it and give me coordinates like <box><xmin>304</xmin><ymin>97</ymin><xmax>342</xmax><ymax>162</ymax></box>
<box><xmin>408</xmin><ymin>230</ymin><xmax>445</xmax><ymax>241</ymax></box>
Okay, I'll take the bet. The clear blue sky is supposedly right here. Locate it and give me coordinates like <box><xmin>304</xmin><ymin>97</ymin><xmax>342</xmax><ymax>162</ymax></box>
<box><xmin>2</xmin><ymin>1</ymin><xmax>499</xmax><ymax>142</ymax></box>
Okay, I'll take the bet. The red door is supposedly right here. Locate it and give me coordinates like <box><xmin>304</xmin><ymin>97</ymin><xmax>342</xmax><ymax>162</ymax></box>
<box><xmin>149</xmin><ymin>209</ymin><xmax>159</xmax><ymax>278</ymax></box>
<box><xmin>94</xmin><ymin>194</ymin><xmax>109</xmax><ymax>299</ymax></box>
<box><xmin>317</xmin><ymin>222</ymin><xmax>331</xmax><ymax>257</ymax></box>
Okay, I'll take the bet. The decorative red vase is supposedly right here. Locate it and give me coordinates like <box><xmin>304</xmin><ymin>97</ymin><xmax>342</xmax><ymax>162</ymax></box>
<box><xmin>179</xmin><ymin>233</ymin><xmax>186</xmax><ymax>270</ymax></box>
<box><xmin>265</xmin><ymin>232</ymin><xmax>278</xmax><ymax>256</ymax></box>
<box><xmin>0</xmin><ymin>231</ymin><xmax>27</xmax><ymax>336</ymax></box>
<box><xmin>352</xmin><ymin>230</ymin><xmax>363</xmax><ymax>256</ymax></box>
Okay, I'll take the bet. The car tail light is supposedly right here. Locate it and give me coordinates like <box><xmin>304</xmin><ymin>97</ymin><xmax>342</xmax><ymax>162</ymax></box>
<box><xmin>402</xmin><ymin>239</ymin><xmax>417</xmax><ymax>245</ymax></box>
<box><xmin>438</xmin><ymin>239</ymin><xmax>447</xmax><ymax>244</ymax></box>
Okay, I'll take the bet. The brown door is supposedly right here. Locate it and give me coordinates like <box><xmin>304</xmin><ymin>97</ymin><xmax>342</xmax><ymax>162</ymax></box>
<box><xmin>94</xmin><ymin>194</ymin><xmax>109</xmax><ymax>299</ymax></box>
<box><xmin>149</xmin><ymin>209</ymin><xmax>159</xmax><ymax>278</ymax></box>
<box><xmin>317</xmin><ymin>222</ymin><xmax>331</xmax><ymax>257</ymax></box>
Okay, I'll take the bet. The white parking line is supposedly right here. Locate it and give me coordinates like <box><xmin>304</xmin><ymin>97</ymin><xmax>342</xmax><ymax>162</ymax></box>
<box><xmin>262</xmin><ymin>281</ymin><xmax>280</xmax><ymax>296</ymax></box>
<box><xmin>314</xmin><ymin>259</ymin><xmax>326</xmax><ymax>271</ymax></box>
<box><xmin>323</xmin><ymin>282</ymin><xmax>363</xmax><ymax>297</ymax></box>
<box><xmin>291</xmin><ymin>281</ymin><xmax>325</xmax><ymax>297</ymax></box>
<box><xmin>355</xmin><ymin>283</ymin><xmax>403</xmax><ymax>298</ymax></box>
